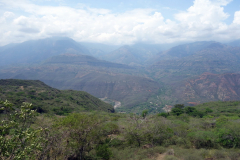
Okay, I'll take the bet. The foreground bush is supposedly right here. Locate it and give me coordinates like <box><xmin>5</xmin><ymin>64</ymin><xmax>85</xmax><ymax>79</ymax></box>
<box><xmin>0</xmin><ymin>100</ymin><xmax>48</xmax><ymax>159</ymax></box>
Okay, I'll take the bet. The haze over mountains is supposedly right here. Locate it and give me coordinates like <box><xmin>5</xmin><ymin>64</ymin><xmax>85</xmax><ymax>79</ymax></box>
<box><xmin>1</xmin><ymin>37</ymin><xmax>240</xmax><ymax>112</ymax></box>
<box><xmin>0</xmin><ymin>37</ymin><xmax>89</xmax><ymax>67</ymax></box>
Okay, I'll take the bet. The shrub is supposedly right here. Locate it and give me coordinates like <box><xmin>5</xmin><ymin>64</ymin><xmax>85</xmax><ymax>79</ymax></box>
<box><xmin>158</xmin><ymin>112</ymin><xmax>169</xmax><ymax>118</ymax></box>
<box><xmin>216</xmin><ymin>122</ymin><xmax>240</xmax><ymax>148</ymax></box>
<box><xmin>171</xmin><ymin>108</ymin><xmax>184</xmax><ymax>116</ymax></box>
<box><xmin>96</xmin><ymin>143</ymin><xmax>112</xmax><ymax>160</ymax></box>
<box><xmin>58</xmin><ymin>113</ymin><xmax>108</xmax><ymax>159</ymax></box>
<box><xmin>0</xmin><ymin>100</ymin><xmax>48</xmax><ymax>159</ymax></box>
<box><xmin>188</xmin><ymin>131</ymin><xmax>217</xmax><ymax>149</ymax></box>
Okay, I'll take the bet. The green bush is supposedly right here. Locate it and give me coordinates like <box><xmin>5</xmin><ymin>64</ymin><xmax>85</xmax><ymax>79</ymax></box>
<box><xmin>188</xmin><ymin>131</ymin><xmax>217</xmax><ymax>149</ymax></box>
<box><xmin>171</xmin><ymin>108</ymin><xmax>184</xmax><ymax>116</ymax></box>
<box><xmin>158</xmin><ymin>112</ymin><xmax>169</xmax><ymax>118</ymax></box>
<box><xmin>96</xmin><ymin>143</ymin><xmax>112</xmax><ymax>160</ymax></box>
<box><xmin>109</xmin><ymin>139</ymin><xmax>123</xmax><ymax>147</ymax></box>
<box><xmin>216</xmin><ymin>122</ymin><xmax>240</xmax><ymax>148</ymax></box>
<box><xmin>0</xmin><ymin>100</ymin><xmax>48</xmax><ymax>159</ymax></box>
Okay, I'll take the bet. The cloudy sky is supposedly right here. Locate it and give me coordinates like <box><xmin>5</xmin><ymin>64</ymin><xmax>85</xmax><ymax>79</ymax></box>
<box><xmin>0</xmin><ymin>0</ymin><xmax>240</xmax><ymax>46</ymax></box>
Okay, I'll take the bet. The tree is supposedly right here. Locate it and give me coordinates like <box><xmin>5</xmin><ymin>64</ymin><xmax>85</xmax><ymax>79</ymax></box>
<box><xmin>58</xmin><ymin>113</ymin><xmax>107</xmax><ymax>160</ymax></box>
<box><xmin>174</xmin><ymin>104</ymin><xmax>185</xmax><ymax>109</ymax></box>
<box><xmin>141</xmin><ymin>110</ymin><xmax>148</xmax><ymax>119</ymax></box>
<box><xmin>171</xmin><ymin>104</ymin><xmax>185</xmax><ymax>116</ymax></box>
<box><xmin>184</xmin><ymin>107</ymin><xmax>205</xmax><ymax>118</ymax></box>
<box><xmin>96</xmin><ymin>138</ymin><xmax>112</xmax><ymax>160</ymax></box>
<box><xmin>124</xmin><ymin>114</ymin><xmax>150</xmax><ymax>147</ymax></box>
<box><xmin>158</xmin><ymin>112</ymin><xmax>169</xmax><ymax>118</ymax></box>
<box><xmin>171</xmin><ymin>108</ymin><xmax>184</xmax><ymax>116</ymax></box>
<box><xmin>0</xmin><ymin>100</ymin><xmax>48</xmax><ymax>160</ymax></box>
<box><xmin>184</xmin><ymin>106</ymin><xmax>197</xmax><ymax>114</ymax></box>
<box><xmin>205</xmin><ymin>108</ymin><xmax>213</xmax><ymax>113</ymax></box>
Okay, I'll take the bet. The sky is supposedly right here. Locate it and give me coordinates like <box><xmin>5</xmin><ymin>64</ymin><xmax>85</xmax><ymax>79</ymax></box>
<box><xmin>0</xmin><ymin>0</ymin><xmax>240</xmax><ymax>46</ymax></box>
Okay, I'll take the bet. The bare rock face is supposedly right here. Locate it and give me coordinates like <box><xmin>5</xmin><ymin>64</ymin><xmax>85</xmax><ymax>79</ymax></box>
<box><xmin>174</xmin><ymin>73</ymin><xmax>240</xmax><ymax>104</ymax></box>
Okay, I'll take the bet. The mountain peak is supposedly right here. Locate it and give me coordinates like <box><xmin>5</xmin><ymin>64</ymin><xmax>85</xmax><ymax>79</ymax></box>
<box><xmin>0</xmin><ymin>37</ymin><xmax>90</xmax><ymax>67</ymax></box>
<box><xmin>205</xmin><ymin>42</ymin><xmax>225</xmax><ymax>49</ymax></box>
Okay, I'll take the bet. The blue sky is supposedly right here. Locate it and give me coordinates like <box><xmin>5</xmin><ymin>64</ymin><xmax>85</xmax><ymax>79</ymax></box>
<box><xmin>0</xmin><ymin>0</ymin><xmax>240</xmax><ymax>46</ymax></box>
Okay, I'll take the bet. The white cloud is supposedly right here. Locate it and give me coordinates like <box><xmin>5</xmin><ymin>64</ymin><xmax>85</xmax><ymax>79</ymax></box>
<box><xmin>4</xmin><ymin>11</ymin><xmax>15</xmax><ymax>18</ymax></box>
<box><xmin>175</xmin><ymin>0</ymin><xmax>229</xmax><ymax>25</ymax></box>
<box><xmin>211</xmin><ymin>0</ymin><xmax>232</xmax><ymax>5</ymax></box>
<box><xmin>0</xmin><ymin>0</ymin><xmax>240</xmax><ymax>46</ymax></box>
<box><xmin>233</xmin><ymin>11</ymin><xmax>240</xmax><ymax>25</ymax></box>
<box><xmin>172</xmin><ymin>0</ymin><xmax>234</xmax><ymax>42</ymax></box>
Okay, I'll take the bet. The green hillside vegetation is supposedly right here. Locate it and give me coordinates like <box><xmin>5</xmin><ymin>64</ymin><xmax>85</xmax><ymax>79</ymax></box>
<box><xmin>0</xmin><ymin>79</ymin><xmax>114</xmax><ymax>114</ymax></box>
<box><xmin>2</xmin><ymin>100</ymin><xmax>240</xmax><ymax>159</ymax></box>
<box><xmin>193</xmin><ymin>101</ymin><xmax>240</xmax><ymax>117</ymax></box>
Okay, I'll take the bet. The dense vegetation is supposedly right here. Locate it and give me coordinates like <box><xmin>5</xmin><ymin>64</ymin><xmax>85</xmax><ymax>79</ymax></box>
<box><xmin>2</xmin><ymin>98</ymin><xmax>240</xmax><ymax>159</ymax></box>
<box><xmin>0</xmin><ymin>79</ymin><xmax>114</xmax><ymax>114</ymax></box>
<box><xmin>2</xmin><ymin>79</ymin><xmax>240</xmax><ymax>159</ymax></box>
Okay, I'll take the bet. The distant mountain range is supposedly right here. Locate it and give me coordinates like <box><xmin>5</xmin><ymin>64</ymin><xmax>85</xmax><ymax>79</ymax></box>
<box><xmin>2</xmin><ymin>37</ymin><xmax>240</xmax><ymax>112</ymax></box>
<box><xmin>101</xmin><ymin>43</ymin><xmax>165</xmax><ymax>66</ymax></box>
<box><xmin>148</xmin><ymin>41</ymin><xmax>240</xmax><ymax>83</ymax></box>
<box><xmin>0</xmin><ymin>53</ymin><xmax>160</xmax><ymax>107</ymax></box>
<box><xmin>0</xmin><ymin>37</ymin><xmax>89</xmax><ymax>67</ymax></box>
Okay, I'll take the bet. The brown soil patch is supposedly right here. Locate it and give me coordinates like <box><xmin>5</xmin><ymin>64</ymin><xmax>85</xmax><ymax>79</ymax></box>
<box><xmin>20</xmin><ymin>86</ymin><xmax>24</xmax><ymax>90</ymax></box>
<box><xmin>155</xmin><ymin>153</ymin><xmax>166</xmax><ymax>160</ymax></box>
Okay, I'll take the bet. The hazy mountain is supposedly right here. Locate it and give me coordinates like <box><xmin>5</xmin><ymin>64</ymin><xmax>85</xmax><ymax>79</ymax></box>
<box><xmin>0</xmin><ymin>54</ymin><xmax>160</xmax><ymax>107</ymax></box>
<box><xmin>0</xmin><ymin>37</ymin><xmax>89</xmax><ymax>67</ymax></box>
<box><xmin>147</xmin><ymin>41</ymin><xmax>224</xmax><ymax>64</ymax></box>
<box><xmin>80</xmin><ymin>42</ymin><xmax>171</xmax><ymax>63</ymax></box>
<box><xmin>0</xmin><ymin>43</ymin><xmax>18</xmax><ymax>52</ymax></box>
<box><xmin>44</xmin><ymin>54</ymin><xmax>133</xmax><ymax>69</ymax></box>
<box><xmin>102</xmin><ymin>45</ymin><xmax>143</xmax><ymax>66</ymax></box>
<box><xmin>227</xmin><ymin>39</ymin><xmax>240</xmax><ymax>47</ymax></box>
<box><xmin>148</xmin><ymin>41</ymin><xmax>240</xmax><ymax>83</ymax></box>
<box><xmin>101</xmin><ymin>43</ymin><xmax>165</xmax><ymax>66</ymax></box>
<box><xmin>80</xmin><ymin>42</ymin><xmax>121</xmax><ymax>57</ymax></box>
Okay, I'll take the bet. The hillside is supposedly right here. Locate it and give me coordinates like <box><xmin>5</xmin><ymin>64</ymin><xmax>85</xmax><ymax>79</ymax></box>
<box><xmin>193</xmin><ymin>100</ymin><xmax>240</xmax><ymax>116</ymax></box>
<box><xmin>130</xmin><ymin>72</ymin><xmax>240</xmax><ymax>112</ymax></box>
<box><xmin>171</xmin><ymin>73</ymin><xmax>240</xmax><ymax>105</ymax></box>
<box><xmin>0</xmin><ymin>79</ymin><xmax>114</xmax><ymax>114</ymax></box>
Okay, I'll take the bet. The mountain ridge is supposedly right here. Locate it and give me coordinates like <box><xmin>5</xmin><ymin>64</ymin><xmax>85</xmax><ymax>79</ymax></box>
<box><xmin>0</xmin><ymin>37</ymin><xmax>90</xmax><ymax>67</ymax></box>
<box><xmin>0</xmin><ymin>79</ymin><xmax>114</xmax><ymax>114</ymax></box>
